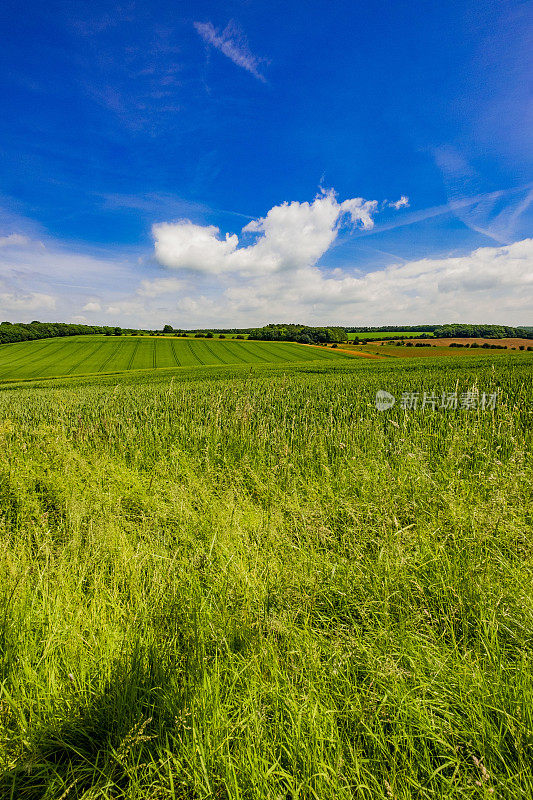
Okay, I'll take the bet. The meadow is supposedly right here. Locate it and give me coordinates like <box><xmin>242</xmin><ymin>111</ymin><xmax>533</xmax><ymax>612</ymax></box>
<box><xmin>0</xmin><ymin>336</ymin><xmax>346</xmax><ymax>382</ymax></box>
<box><xmin>0</xmin><ymin>352</ymin><xmax>532</xmax><ymax>799</ymax></box>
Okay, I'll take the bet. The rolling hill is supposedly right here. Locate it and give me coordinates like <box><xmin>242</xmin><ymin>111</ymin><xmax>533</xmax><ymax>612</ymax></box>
<box><xmin>0</xmin><ymin>335</ymin><xmax>348</xmax><ymax>382</ymax></box>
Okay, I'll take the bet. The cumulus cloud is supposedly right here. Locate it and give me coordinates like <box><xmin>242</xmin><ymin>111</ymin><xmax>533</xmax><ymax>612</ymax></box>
<box><xmin>148</xmin><ymin>192</ymin><xmax>532</xmax><ymax>325</ymax></box>
<box><xmin>145</xmin><ymin>229</ymin><xmax>533</xmax><ymax>326</ymax></box>
<box><xmin>220</xmin><ymin>237</ymin><xmax>533</xmax><ymax>324</ymax></box>
<box><xmin>153</xmin><ymin>191</ymin><xmax>379</xmax><ymax>276</ymax></box>
<box><xmin>194</xmin><ymin>21</ymin><xmax>267</xmax><ymax>83</ymax></box>
<box><xmin>2</xmin><ymin>199</ymin><xmax>530</xmax><ymax>330</ymax></box>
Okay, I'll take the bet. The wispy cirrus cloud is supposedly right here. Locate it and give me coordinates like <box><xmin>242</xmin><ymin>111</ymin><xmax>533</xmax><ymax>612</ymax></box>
<box><xmin>434</xmin><ymin>146</ymin><xmax>533</xmax><ymax>244</ymax></box>
<box><xmin>194</xmin><ymin>21</ymin><xmax>268</xmax><ymax>83</ymax></box>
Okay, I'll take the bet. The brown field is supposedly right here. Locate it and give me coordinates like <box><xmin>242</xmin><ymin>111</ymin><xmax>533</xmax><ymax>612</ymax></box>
<box><xmin>323</xmin><ymin>337</ymin><xmax>533</xmax><ymax>359</ymax></box>
<box><xmin>424</xmin><ymin>337</ymin><xmax>532</xmax><ymax>348</ymax></box>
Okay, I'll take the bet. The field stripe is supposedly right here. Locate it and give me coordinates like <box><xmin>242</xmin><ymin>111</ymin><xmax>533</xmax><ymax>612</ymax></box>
<box><xmin>23</xmin><ymin>339</ymin><xmax>86</xmax><ymax>377</ymax></box>
<box><xmin>152</xmin><ymin>339</ymin><xmax>157</xmax><ymax>369</ymax></box>
<box><xmin>0</xmin><ymin>338</ymin><xmax>62</xmax><ymax>370</ymax></box>
<box><xmin>230</xmin><ymin>341</ymin><xmax>273</xmax><ymax>363</ymax></box>
<box><xmin>201</xmin><ymin>342</ymin><xmax>228</xmax><ymax>365</ymax></box>
<box><xmin>185</xmin><ymin>341</ymin><xmax>203</xmax><ymax>365</ymax></box>
<box><xmin>254</xmin><ymin>342</ymin><xmax>296</xmax><ymax>362</ymax></box>
<box><xmin>0</xmin><ymin>339</ymin><xmax>51</xmax><ymax>368</ymax></box>
<box><xmin>278</xmin><ymin>343</ymin><xmax>322</xmax><ymax>361</ymax></box>
<box><xmin>170</xmin><ymin>340</ymin><xmax>182</xmax><ymax>367</ymax></box>
<box><xmin>127</xmin><ymin>339</ymin><xmax>140</xmax><ymax>370</ymax></box>
<box><xmin>215</xmin><ymin>341</ymin><xmax>249</xmax><ymax>364</ymax></box>
<box><xmin>65</xmin><ymin>341</ymin><xmax>107</xmax><ymax>375</ymax></box>
<box><xmin>98</xmin><ymin>340</ymin><xmax>125</xmax><ymax>373</ymax></box>
<box><xmin>279</xmin><ymin>342</ymin><xmax>334</xmax><ymax>361</ymax></box>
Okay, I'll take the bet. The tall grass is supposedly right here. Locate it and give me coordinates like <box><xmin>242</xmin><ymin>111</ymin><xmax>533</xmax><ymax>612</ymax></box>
<box><xmin>0</xmin><ymin>356</ymin><xmax>532</xmax><ymax>798</ymax></box>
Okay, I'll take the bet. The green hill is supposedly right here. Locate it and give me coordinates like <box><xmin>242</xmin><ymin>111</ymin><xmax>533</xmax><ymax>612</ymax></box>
<box><xmin>0</xmin><ymin>335</ymin><xmax>347</xmax><ymax>382</ymax></box>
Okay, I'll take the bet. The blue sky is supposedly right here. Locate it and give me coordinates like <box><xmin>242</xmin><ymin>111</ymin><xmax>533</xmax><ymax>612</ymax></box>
<box><xmin>0</xmin><ymin>0</ymin><xmax>531</xmax><ymax>327</ymax></box>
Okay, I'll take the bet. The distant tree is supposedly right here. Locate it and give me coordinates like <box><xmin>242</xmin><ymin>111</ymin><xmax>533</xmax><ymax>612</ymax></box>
<box><xmin>163</xmin><ymin>324</ymin><xmax>173</xmax><ymax>333</ymax></box>
<box><xmin>114</xmin><ymin>327</ymin><xmax>122</xmax><ymax>336</ymax></box>
<box><xmin>219</xmin><ymin>334</ymin><xmax>226</xmax><ymax>339</ymax></box>
<box><xmin>206</xmin><ymin>331</ymin><xmax>214</xmax><ymax>338</ymax></box>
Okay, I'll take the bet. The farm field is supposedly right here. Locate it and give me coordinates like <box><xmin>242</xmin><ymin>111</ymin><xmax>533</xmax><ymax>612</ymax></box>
<box><xmin>1</xmin><ymin>353</ymin><xmax>532</xmax><ymax>798</ymax></box>
<box><xmin>346</xmin><ymin>330</ymin><xmax>434</xmax><ymax>339</ymax></box>
<box><xmin>0</xmin><ymin>335</ymin><xmax>348</xmax><ymax>382</ymax></box>
<box><xmin>332</xmin><ymin>339</ymin><xmax>533</xmax><ymax>358</ymax></box>
<box><xmin>423</xmin><ymin>337</ymin><xmax>532</xmax><ymax>348</ymax></box>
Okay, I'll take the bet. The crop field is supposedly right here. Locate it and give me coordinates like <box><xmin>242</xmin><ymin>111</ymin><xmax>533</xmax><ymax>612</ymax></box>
<box><xmin>346</xmin><ymin>330</ymin><xmax>434</xmax><ymax>340</ymax></box>
<box><xmin>0</xmin><ymin>335</ymin><xmax>347</xmax><ymax>382</ymax></box>
<box><xmin>333</xmin><ymin>341</ymin><xmax>533</xmax><ymax>359</ymax></box>
<box><xmin>1</xmin><ymin>353</ymin><xmax>532</xmax><ymax>799</ymax></box>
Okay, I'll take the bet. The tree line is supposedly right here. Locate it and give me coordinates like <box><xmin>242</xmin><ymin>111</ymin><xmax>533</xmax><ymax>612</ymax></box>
<box><xmin>248</xmin><ymin>324</ymin><xmax>347</xmax><ymax>344</ymax></box>
<box><xmin>1</xmin><ymin>320</ymin><xmax>530</xmax><ymax>347</ymax></box>
<box><xmin>432</xmin><ymin>324</ymin><xmax>533</xmax><ymax>339</ymax></box>
<box><xmin>0</xmin><ymin>321</ymin><xmax>132</xmax><ymax>345</ymax></box>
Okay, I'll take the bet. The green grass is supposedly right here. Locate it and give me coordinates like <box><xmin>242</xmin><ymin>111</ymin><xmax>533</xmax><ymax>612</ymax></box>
<box><xmin>0</xmin><ymin>354</ymin><xmax>532</xmax><ymax>798</ymax></box>
<box><xmin>0</xmin><ymin>335</ymin><xmax>347</xmax><ymax>382</ymax></box>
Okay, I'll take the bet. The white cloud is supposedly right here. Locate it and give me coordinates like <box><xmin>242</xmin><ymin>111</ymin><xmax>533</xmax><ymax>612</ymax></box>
<box><xmin>154</xmin><ymin>221</ymin><xmax>239</xmax><ymax>274</ymax></box>
<box><xmin>148</xmin><ymin>192</ymin><xmax>532</xmax><ymax>326</ymax></box>
<box><xmin>153</xmin><ymin>191</ymin><xmax>379</xmax><ymax>276</ymax></box>
<box><xmin>0</xmin><ymin>291</ymin><xmax>56</xmax><ymax>312</ymax></box>
<box><xmin>0</xmin><ymin>233</ymin><xmax>137</xmax><ymax>323</ymax></box>
<box><xmin>194</xmin><ymin>21</ymin><xmax>267</xmax><ymax>83</ymax></box>
<box><xmin>137</xmin><ymin>277</ymin><xmax>185</xmax><ymax>297</ymax></box>
<box><xmin>1</xmin><ymin>198</ymin><xmax>530</xmax><ymax>330</ymax></box>
<box><xmin>388</xmin><ymin>196</ymin><xmax>410</xmax><ymax>209</ymax></box>
<box><xmin>0</xmin><ymin>233</ymin><xmax>30</xmax><ymax>248</ymax></box>
<box><xmin>218</xmin><ymin>237</ymin><xmax>533</xmax><ymax>325</ymax></box>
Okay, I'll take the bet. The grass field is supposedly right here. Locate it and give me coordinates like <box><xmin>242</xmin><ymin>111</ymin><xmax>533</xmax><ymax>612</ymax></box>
<box><xmin>1</xmin><ymin>352</ymin><xmax>532</xmax><ymax>798</ymax></box>
<box><xmin>0</xmin><ymin>335</ymin><xmax>347</xmax><ymax>382</ymax></box>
